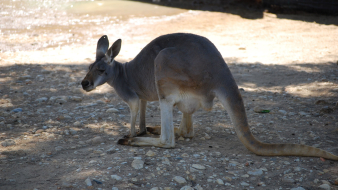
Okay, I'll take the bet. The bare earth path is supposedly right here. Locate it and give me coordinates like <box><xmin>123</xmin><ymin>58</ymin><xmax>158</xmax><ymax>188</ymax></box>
<box><xmin>0</xmin><ymin>0</ymin><xmax>338</xmax><ymax>190</ymax></box>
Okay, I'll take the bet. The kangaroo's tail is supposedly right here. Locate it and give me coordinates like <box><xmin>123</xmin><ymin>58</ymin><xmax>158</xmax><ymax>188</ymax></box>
<box><xmin>215</xmin><ymin>86</ymin><xmax>338</xmax><ymax>160</ymax></box>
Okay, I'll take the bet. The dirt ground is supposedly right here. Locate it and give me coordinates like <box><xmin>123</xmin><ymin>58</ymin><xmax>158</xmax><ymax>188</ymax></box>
<box><xmin>1</xmin><ymin>0</ymin><xmax>338</xmax><ymax>190</ymax></box>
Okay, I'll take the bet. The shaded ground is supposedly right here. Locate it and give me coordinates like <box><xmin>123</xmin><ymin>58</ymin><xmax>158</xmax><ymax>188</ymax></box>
<box><xmin>0</xmin><ymin>0</ymin><xmax>338</xmax><ymax>190</ymax></box>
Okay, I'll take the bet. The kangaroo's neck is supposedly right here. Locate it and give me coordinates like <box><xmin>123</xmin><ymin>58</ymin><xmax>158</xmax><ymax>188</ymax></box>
<box><xmin>107</xmin><ymin>60</ymin><xmax>127</xmax><ymax>86</ymax></box>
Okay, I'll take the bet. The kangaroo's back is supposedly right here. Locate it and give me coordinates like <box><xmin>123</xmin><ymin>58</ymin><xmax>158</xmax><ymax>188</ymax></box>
<box><xmin>124</xmin><ymin>33</ymin><xmax>227</xmax><ymax>101</ymax></box>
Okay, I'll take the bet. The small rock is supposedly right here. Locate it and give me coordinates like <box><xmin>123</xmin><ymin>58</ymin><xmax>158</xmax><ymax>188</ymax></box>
<box><xmin>132</xmin><ymin>159</ymin><xmax>144</xmax><ymax>169</ymax></box>
<box><xmin>178</xmin><ymin>136</ymin><xmax>185</xmax><ymax>141</ymax></box>
<box><xmin>70</xmin><ymin>96</ymin><xmax>82</xmax><ymax>102</ymax></box>
<box><xmin>85</xmin><ymin>177</ymin><xmax>92</xmax><ymax>186</ymax></box>
<box><xmin>181</xmin><ymin>153</ymin><xmax>189</xmax><ymax>157</ymax></box>
<box><xmin>278</xmin><ymin>110</ymin><xmax>288</xmax><ymax>115</ymax></box>
<box><xmin>173</xmin><ymin>176</ymin><xmax>186</xmax><ymax>184</ymax></box>
<box><xmin>35</xmin><ymin>97</ymin><xmax>48</xmax><ymax>103</ymax></box>
<box><xmin>146</xmin><ymin>150</ymin><xmax>156</xmax><ymax>157</ymax></box>
<box><xmin>282</xmin><ymin>178</ymin><xmax>295</xmax><ymax>183</ymax></box>
<box><xmin>55</xmin><ymin>146</ymin><xmax>63</xmax><ymax>151</ymax></box>
<box><xmin>73</xmin><ymin>121</ymin><xmax>81</xmax><ymax>127</ymax></box>
<box><xmin>291</xmin><ymin>187</ymin><xmax>306</xmax><ymax>190</ymax></box>
<box><xmin>150</xmin><ymin>188</ymin><xmax>159</xmax><ymax>190</ymax></box>
<box><xmin>194</xmin><ymin>184</ymin><xmax>203</xmax><ymax>190</ymax></box>
<box><xmin>69</xmin><ymin>129</ymin><xmax>77</xmax><ymax>135</ymax></box>
<box><xmin>111</xmin><ymin>175</ymin><xmax>122</xmax><ymax>181</ymax></box>
<box><xmin>216</xmin><ymin>179</ymin><xmax>224</xmax><ymax>185</ymax></box>
<box><xmin>112</xmin><ymin>187</ymin><xmax>119</xmax><ymax>190</ymax></box>
<box><xmin>240</xmin><ymin>182</ymin><xmax>249</xmax><ymax>186</ymax></box>
<box><xmin>19</xmin><ymin>75</ymin><xmax>32</xmax><ymax>80</ymax></box>
<box><xmin>192</xmin><ymin>164</ymin><xmax>206</xmax><ymax>170</ymax></box>
<box><xmin>61</xmin><ymin>181</ymin><xmax>73</xmax><ymax>188</ymax></box>
<box><xmin>1</xmin><ymin>139</ymin><xmax>16</xmax><ymax>147</ymax></box>
<box><xmin>106</xmin><ymin>148</ymin><xmax>116</xmax><ymax>154</ymax></box>
<box><xmin>318</xmin><ymin>184</ymin><xmax>331</xmax><ymax>190</ymax></box>
<box><xmin>91</xmin><ymin>136</ymin><xmax>104</xmax><ymax>144</ymax></box>
<box><xmin>180</xmin><ymin>186</ymin><xmax>193</xmax><ymax>190</ymax></box>
<box><xmin>247</xmin><ymin>169</ymin><xmax>263</xmax><ymax>176</ymax></box>
<box><xmin>298</xmin><ymin>111</ymin><xmax>309</xmax><ymax>116</ymax></box>
<box><xmin>106</xmin><ymin>108</ymin><xmax>119</xmax><ymax>113</ymax></box>
<box><xmin>11</xmin><ymin>108</ymin><xmax>23</xmax><ymax>113</ymax></box>
<box><xmin>294</xmin><ymin>167</ymin><xmax>301</xmax><ymax>172</ymax></box>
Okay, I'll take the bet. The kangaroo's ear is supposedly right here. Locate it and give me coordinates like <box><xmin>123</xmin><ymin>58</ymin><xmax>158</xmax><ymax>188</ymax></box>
<box><xmin>96</xmin><ymin>35</ymin><xmax>109</xmax><ymax>61</ymax></box>
<box><xmin>106</xmin><ymin>39</ymin><xmax>121</xmax><ymax>62</ymax></box>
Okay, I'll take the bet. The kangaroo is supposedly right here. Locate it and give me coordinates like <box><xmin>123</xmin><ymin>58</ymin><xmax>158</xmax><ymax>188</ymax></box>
<box><xmin>81</xmin><ymin>33</ymin><xmax>338</xmax><ymax>160</ymax></box>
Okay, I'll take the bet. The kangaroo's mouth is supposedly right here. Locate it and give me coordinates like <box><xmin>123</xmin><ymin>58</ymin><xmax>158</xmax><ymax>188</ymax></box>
<box><xmin>81</xmin><ymin>80</ymin><xmax>95</xmax><ymax>92</ymax></box>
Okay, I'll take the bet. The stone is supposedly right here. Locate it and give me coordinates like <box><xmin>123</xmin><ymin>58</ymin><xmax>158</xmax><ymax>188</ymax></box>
<box><xmin>240</xmin><ymin>182</ymin><xmax>249</xmax><ymax>186</ymax></box>
<box><xmin>181</xmin><ymin>153</ymin><xmax>189</xmax><ymax>157</ymax></box>
<box><xmin>19</xmin><ymin>75</ymin><xmax>32</xmax><ymax>80</ymax></box>
<box><xmin>247</xmin><ymin>169</ymin><xmax>263</xmax><ymax>176</ymax></box>
<box><xmin>91</xmin><ymin>136</ymin><xmax>104</xmax><ymax>144</ymax></box>
<box><xmin>70</xmin><ymin>96</ymin><xmax>82</xmax><ymax>102</ymax></box>
<box><xmin>35</xmin><ymin>97</ymin><xmax>48</xmax><ymax>103</ymax></box>
<box><xmin>178</xmin><ymin>136</ymin><xmax>185</xmax><ymax>141</ymax></box>
<box><xmin>132</xmin><ymin>159</ymin><xmax>144</xmax><ymax>169</ymax></box>
<box><xmin>85</xmin><ymin>177</ymin><xmax>92</xmax><ymax>186</ymax></box>
<box><xmin>318</xmin><ymin>184</ymin><xmax>331</xmax><ymax>190</ymax></box>
<box><xmin>194</xmin><ymin>184</ymin><xmax>203</xmax><ymax>190</ymax></box>
<box><xmin>298</xmin><ymin>111</ymin><xmax>309</xmax><ymax>116</ymax></box>
<box><xmin>112</xmin><ymin>187</ymin><xmax>119</xmax><ymax>190</ymax></box>
<box><xmin>106</xmin><ymin>108</ymin><xmax>119</xmax><ymax>113</ymax></box>
<box><xmin>1</xmin><ymin>139</ymin><xmax>16</xmax><ymax>147</ymax></box>
<box><xmin>146</xmin><ymin>150</ymin><xmax>156</xmax><ymax>157</ymax></box>
<box><xmin>55</xmin><ymin>146</ymin><xmax>63</xmax><ymax>151</ymax></box>
<box><xmin>180</xmin><ymin>186</ymin><xmax>193</xmax><ymax>190</ymax></box>
<box><xmin>173</xmin><ymin>176</ymin><xmax>186</xmax><ymax>184</ymax></box>
<box><xmin>73</xmin><ymin>121</ymin><xmax>81</xmax><ymax>127</ymax></box>
<box><xmin>11</xmin><ymin>108</ymin><xmax>23</xmax><ymax>113</ymax></box>
<box><xmin>69</xmin><ymin>129</ymin><xmax>77</xmax><ymax>135</ymax></box>
<box><xmin>291</xmin><ymin>188</ymin><xmax>306</xmax><ymax>190</ymax></box>
<box><xmin>216</xmin><ymin>179</ymin><xmax>224</xmax><ymax>185</ymax></box>
<box><xmin>111</xmin><ymin>175</ymin><xmax>122</xmax><ymax>181</ymax></box>
<box><xmin>150</xmin><ymin>188</ymin><xmax>159</xmax><ymax>190</ymax></box>
<box><xmin>192</xmin><ymin>164</ymin><xmax>206</xmax><ymax>170</ymax></box>
<box><xmin>282</xmin><ymin>178</ymin><xmax>295</xmax><ymax>183</ymax></box>
<box><xmin>106</xmin><ymin>148</ymin><xmax>116</xmax><ymax>154</ymax></box>
<box><xmin>278</xmin><ymin>110</ymin><xmax>288</xmax><ymax>115</ymax></box>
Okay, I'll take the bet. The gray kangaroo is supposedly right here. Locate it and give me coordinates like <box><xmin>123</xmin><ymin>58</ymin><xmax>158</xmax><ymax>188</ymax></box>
<box><xmin>81</xmin><ymin>33</ymin><xmax>338</xmax><ymax>160</ymax></box>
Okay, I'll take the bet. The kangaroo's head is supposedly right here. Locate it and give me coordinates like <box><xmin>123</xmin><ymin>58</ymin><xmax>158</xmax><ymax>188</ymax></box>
<box><xmin>81</xmin><ymin>35</ymin><xmax>121</xmax><ymax>92</ymax></box>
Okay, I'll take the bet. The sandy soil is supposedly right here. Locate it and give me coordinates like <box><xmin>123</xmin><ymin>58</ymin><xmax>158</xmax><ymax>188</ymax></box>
<box><xmin>0</xmin><ymin>0</ymin><xmax>338</xmax><ymax>190</ymax></box>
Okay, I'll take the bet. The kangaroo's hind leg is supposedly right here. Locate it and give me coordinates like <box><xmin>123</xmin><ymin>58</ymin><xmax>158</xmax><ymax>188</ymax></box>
<box><xmin>178</xmin><ymin>113</ymin><xmax>194</xmax><ymax>138</ymax></box>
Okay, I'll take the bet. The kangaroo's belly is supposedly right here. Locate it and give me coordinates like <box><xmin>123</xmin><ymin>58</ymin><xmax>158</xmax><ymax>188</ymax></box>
<box><xmin>174</xmin><ymin>91</ymin><xmax>214</xmax><ymax>114</ymax></box>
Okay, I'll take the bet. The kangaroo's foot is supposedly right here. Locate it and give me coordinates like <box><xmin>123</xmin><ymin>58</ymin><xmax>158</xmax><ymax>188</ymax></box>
<box><xmin>117</xmin><ymin>137</ymin><xmax>175</xmax><ymax>148</ymax></box>
<box><xmin>146</xmin><ymin>126</ymin><xmax>161</xmax><ymax>135</ymax></box>
<box><xmin>147</xmin><ymin>126</ymin><xmax>193</xmax><ymax>138</ymax></box>
<box><xmin>123</xmin><ymin>129</ymin><xmax>148</xmax><ymax>138</ymax></box>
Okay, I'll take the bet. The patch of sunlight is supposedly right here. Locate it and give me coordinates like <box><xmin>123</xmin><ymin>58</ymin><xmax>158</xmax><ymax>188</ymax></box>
<box><xmin>287</xmin><ymin>65</ymin><xmax>322</xmax><ymax>73</ymax></box>
<box><xmin>285</xmin><ymin>81</ymin><xmax>338</xmax><ymax>98</ymax></box>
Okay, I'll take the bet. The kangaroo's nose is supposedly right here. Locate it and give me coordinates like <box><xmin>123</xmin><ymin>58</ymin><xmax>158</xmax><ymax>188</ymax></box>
<box><xmin>81</xmin><ymin>80</ymin><xmax>90</xmax><ymax>88</ymax></box>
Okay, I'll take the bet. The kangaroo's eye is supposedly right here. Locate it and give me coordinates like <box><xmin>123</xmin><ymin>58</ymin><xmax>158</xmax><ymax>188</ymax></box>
<box><xmin>97</xmin><ymin>69</ymin><xmax>105</xmax><ymax>74</ymax></box>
